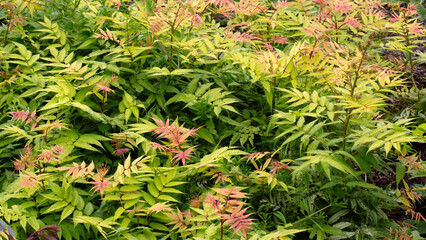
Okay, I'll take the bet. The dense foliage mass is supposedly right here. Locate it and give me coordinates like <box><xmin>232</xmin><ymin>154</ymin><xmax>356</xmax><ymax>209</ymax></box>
<box><xmin>0</xmin><ymin>0</ymin><xmax>425</xmax><ymax>239</ymax></box>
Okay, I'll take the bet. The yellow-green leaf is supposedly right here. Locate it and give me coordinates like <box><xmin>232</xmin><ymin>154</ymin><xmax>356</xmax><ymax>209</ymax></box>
<box><xmin>60</xmin><ymin>205</ymin><xmax>75</xmax><ymax>222</ymax></box>
<box><xmin>44</xmin><ymin>201</ymin><xmax>68</xmax><ymax>214</ymax></box>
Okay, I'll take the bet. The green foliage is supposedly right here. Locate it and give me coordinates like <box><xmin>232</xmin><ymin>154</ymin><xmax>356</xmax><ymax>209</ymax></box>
<box><xmin>1</xmin><ymin>0</ymin><xmax>425</xmax><ymax>239</ymax></box>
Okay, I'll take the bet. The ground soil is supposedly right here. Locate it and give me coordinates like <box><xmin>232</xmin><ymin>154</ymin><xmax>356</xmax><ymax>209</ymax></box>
<box><xmin>376</xmin><ymin>3</ymin><xmax>426</xmax><ymax>226</ymax></box>
<box><xmin>380</xmin><ymin>3</ymin><xmax>426</xmax><ymax>90</ymax></box>
<box><xmin>368</xmin><ymin>167</ymin><xmax>426</xmax><ymax>223</ymax></box>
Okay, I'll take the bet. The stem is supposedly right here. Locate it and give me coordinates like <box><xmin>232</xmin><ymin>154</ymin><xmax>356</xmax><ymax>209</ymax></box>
<box><xmin>271</xmin><ymin>77</ymin><xmax>276</xmax><ymax>114</ymax></box>
<box><xmin>188</xmin><ymin>4</ymin><xmax>209</xmax><ymax>35</ymax></box>
<box><xmin>36</xmin><ymin>160</ymin><xmax>47</xmax><ymax>192</ymax></box>
<box><xmin>297</xmin><ymin>124</ymin><xmax>329</xmax><ymax>150</ymax></box>
<box><xmin>309</xmin><ymin>37</ymin><xmax>318</xmax><ymax>59</ymax></box>
<box><xmin>220</xmin><ymin>219</ymin><xmax>224</xmax><ymax>240</ymax></box>
<box><xmin>73</xmin><ymin>0</ymin><xmax>81</xmax><ymax>12</ymax></box>
<box><xmin>342</xmin><ymin>46</ymin><xmax>368</xmax><ymax>150</ymax></box>
<box><xmin>220</xmin><ymin>195</ymin><xmax>230</xmax><ymax>240</ymax></box>
<box><xmin>266</xmin><ymin>8</ymin><xmax>280</xmax><ymax>38</ymax></box>
<box><xmin>3</xmin><ymin>6</ymin><xmax>14</xmax><ymax>44</ymax></box>
<box><xmin>351</xmin><ymin>47</ymin><xmax>368</xmax><ymax>97</ymax></box>
<box><xmin>333</xmin><ymin>13</ymin><xmax>338</xmax><ymax>43</ymax></box>
<box><xmin>126</xmin><ymin>17</ymin><xmax>130</xmax><ymax>46</ymax></box>
<box><xmin>342</xmin><ymin>110</ymin><xmax>351</xmax><ymax>150</ymax></box>
<box><xmin>44</xmin><ymin>130</ymin><xmax>48</xmax><ymax>143</ymax></box>
<box><xmin>101</xmin><ymin>91</ymin><xmax>106</xmax><ymax>113</ymax></box>
<box><xmin>168</xmin><ymin>5</ymin><xmax>182</xmax><ymax>65</ymax></box>
<box><xmin>2</xmin><ymin>231</ymin><xmax>15</xmax><ymax>240</ymax></box>
<box><xmin>293</xmin><ymin>205</ymin><xmax>331</xmax><ymax>226</ymax></box>
<box><xmin>152</xmin><ymin>34</ymin><xmax>170</xmax><ymax>60</ymax></box>
<box><xmin>403</xmin><ymin>17</ymin><xmax>417</xmax><ymax>92</ymax></box>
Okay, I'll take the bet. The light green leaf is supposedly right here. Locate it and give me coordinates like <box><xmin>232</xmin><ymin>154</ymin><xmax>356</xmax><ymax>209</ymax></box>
<box><xmin>114</xmin><ymin>207</ymin><xmax>125</xmax><ymax>220</ymax></box>
<box><xmin>162</xmin><ymin>188</ymin><xmax>183</xmax><ymax>194</ymax></box>
<box><xmin>70</xmin><ymin>102</ymin><xmax>106</xmax><ymax>123</ymax></box>
<box><xmin>170</xmin><ymin>69</ymin><xmax>193</xmax><ymax>75</ymax></box>
<box><xmin>44</xmin><ymin>201</ymin><xmax>68</xmax><ymax>214</ymax></box>
<box><xmin>28</xmin><ymin>216</ymin><xmax>39</xmax><ymax>231</ymax></box>
<box><xmin>149</xmin><ymin>222</ymin><xmax>169</xmax><ymax>231</ymax></box>
<box><xmin>121</xmin><ymin>194</ymin><xmax>141</xmax><ymax>200</ymax></box>
<box><xmin>141</xmin><ymin>190</ymin><xmax>156</xmax><ymax>205</ymax></box>
<box><xmin>60</xmin><ymin>205</ymin><xmax>75</xmax><ymax>222</ymax></box>
<box><xmin>158</xmin><ymin>195</ymin><xmax>179</xmax><ymax>202</ymax></box>
<box><xmin>147</xmin><ymin>183</ymin><xmax>159</xmax><ymax>197</ymax></box>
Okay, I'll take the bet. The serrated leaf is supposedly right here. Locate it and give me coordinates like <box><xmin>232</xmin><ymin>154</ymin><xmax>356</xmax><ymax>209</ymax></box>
<box><xmin>124</xmin><ymin>199</ymin><xmax>139</xmax><ymax>209</ymax></box>
<box><xmin>61</xmin><ymin>205</ymin><xmax>75</xmax><ymax>222</ymax></box>
<box><xmin>346</xmin><ymin>181</ymin><xmax>379</xmax><ymax>189</ymax></box>
<box><xmin>13</xmin><ymin>42</ymin><xmax>28</xmax><ymax>59</ymax></box>
<box><xmin>164</xmin><ymin>181</ymin><xmax>186</xmax><ymax>187</ymax></box>
<box><xmin>28</xmin><ymin>54</ymin><xmax>39</xmax><ymax>66</ymax></box>
<box><xmin>74</xmin><ymin>133</ymin><xmax>109</xmax><ymax>152</ymax></box>
<box><xmin>120</xmin><ymin>185</ymin><xmax>141</xmax><ymax>192</ymax></box>
<box><xmin>70</xmin><ymin>102</ymin><xmax>106</xmax><ymax>123</ymax></box>
<box><xmin>283</xmin><ymin>131</ymin><xmax>304</xmax><ymax>145</ymax></box>
<box><xmin>171</xmin><ymin>69</ymin><xmax>193</xmax><ymax>75</ymax></box>
<box><xmin>74</xmin><ymin>142</ymin><xmax>98</xmax><ymax>151</ymax></box>
<box><xmin>154</xmin><ymin>177</ymin><xmax>163</xmax><ymax>191</ymax></box>
<box><xmin>148</xmin><ymin>183</ymin><xmax>159</xmax><ymax>197</ymax></box>
<box><xmin>44</xmin><ymin>201</ymin><xmax>68</xmax><ymax>214</ymax></box>
<box><xmin>141</xmin><ymin>190</ymin><xmax>156</xmax><ymax>205</ymax></box>
<box><xmin>162</xmin><ymin>188</ymin><xmax>183</xmax><ymax>194</ymax></box>
<box><xmin>124</xmin><ymin>154</ymin><xmax>131</xmax><ymax>169</ymax></box>
<box><xmin>197</xmin><ymin>128</ymin><xmax>215</xmax><ymax>144</ymax></box>
<box><xmin>367</xmin><ymin>140</ymin><xmax>385</xmax><ymax>152</ymax></box>
<box><xmin>149</xmin><ymin>222</ymin><xmax>169</xmax><ymax>231</ymax></box>
<box><xmin>328</xmin><ymin>210</ymin><xmax>350</xmax><ymax>224</ymax></box>
<box><xmin>84</xmin><ymin>203</ymin><xmax>94</xmax><ymax>216</ymax></box>
<box><xmin>166</xmin><ymin>169</ymin><xmax>177</xmax><ymax>183</ymax></box>
<box><xmin>121</xmin><ymin>194</ymin><xmax>141</xmax><ymax>200</ymax></box>
<box><xmin>39</xmin><ymin>193</ymin><xmax>61</xmax><ymax>202</ymax></box>
<box><xmin>28</xmin><ymin>216</ymin><xmax>39</xmax><ymax>231</ymax></box>
<box><xmin>158</xmin><ymin>195</ymin><xmax>179</xmax><ymax>202</ymax></box>
<box><xmin>20</xmin><ymin>217</ymin><xmax>26</xmax><ymax>230</ymax></box>
<box><xmin>103</xmin><ymin>195</ymin><xmax>121</xmax><ymax>200</ymax></box>
<box><xmin>114</xmin><ymin>207</ymin><xmax>125</xmax><ymax>219</ymax></box>
<box><xmin>395</xmin><ymin>163</ymin><xmax>406</xmax><ymax>186</ymax></box>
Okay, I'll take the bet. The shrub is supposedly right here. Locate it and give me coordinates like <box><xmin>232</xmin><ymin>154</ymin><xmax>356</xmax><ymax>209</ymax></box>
<box><xmin>0</xmin><ymin>0</ymin><xmax>425</xmax><ymax>239</ymax></box>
